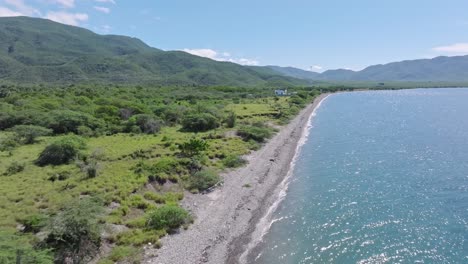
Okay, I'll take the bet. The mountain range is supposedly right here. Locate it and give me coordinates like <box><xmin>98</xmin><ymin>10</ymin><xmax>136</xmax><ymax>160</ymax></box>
<box><xmin>1</xmin><ymin>16</ymin><xmax>468</xmax><ymax>86</ymax></box>
<box><xmin>266</xmin><ymin>55</ymin><xmax>468</xmax><ymax>82</ymax></box>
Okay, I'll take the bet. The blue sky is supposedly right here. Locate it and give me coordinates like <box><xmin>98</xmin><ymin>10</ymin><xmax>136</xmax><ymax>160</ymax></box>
<box><xmin>1</xmin><ymin>0</ymin><xmax>468</xmax><ymax>72</ymax></box>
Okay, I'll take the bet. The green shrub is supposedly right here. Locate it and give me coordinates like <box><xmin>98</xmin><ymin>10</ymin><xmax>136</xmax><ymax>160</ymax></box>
<box><xmin>10</xmin><ymin>125</ymin><xmax>52</xmax><ymax>144</ymax></box>
<box><xmin>127</xmin><ymin>195</ymin><xmax>150</xmax><ymax>210</ymax></box>
<box><xmin>179</xmin><ymin>138</ymin><xmax>208</xmax><ymax>157</ymax></box>
<box><xmin>237</xmin><ymin>125</ymin><xmax>274</xmax><ymax>143</ymax></box>
<box><xmin>4</xmin><ymin>161</ymin><xmax>25</xmax><ymax>175</ymax></box>
<box><xmin>107</xmin><ymin>246</ymin><xmax>142</xmax><ymax>263</ymax></box>
<box><xmin>143</xmin><ymin>192</ymin><xmax>165</xmax><ymax>204</ymax></box>
<box><xmin>125</xmin><ymin>217</ymin><xmax>147</xmax><ymax>228</ymax></box>
<box><xmin>35</xmin><ymin>136</ymin><xmax>86</xmax><ymax>166</ymax></box>
<box><xmin>47</xmin><ymin>171</ymin><xmax>71</xmax><ymax>182</ymax></box>
<box><xmin>116</xmin><ymin>229</ymin><xmax>165</xmax><ymax>246</ymax></box>
<box><xmin>146</xmin><ymin>205</ymin><xmax>190</xmax><ymax>231</ymax></box>
<box><xmin>181</xmin><ymin>113</ymin><xmax>220</xmax><ymax>132</ymax></box>
<box><xmin>45</xmin><ymin>110</ymin><xmax>101</xmax><ymax>134</ymax></box>
<box><xmin>78</xmin><ymin>160</ymin><xmax>100</xmax><ymax>179</ymax></box>
<box><xmin>0</xmin><ymin>231</ymin><xmax>53</xmax><ymax>264</ymax></box>
<box><xmin>222</xmin><ymin>154</ymin><xmax>247</xmax><ymax>168</ymax></box>
<box><xmin>45</xmin><ymin>197</ymin><xmax>103</xmax><ymax>263</ymax></box>
<box><xmin>127</xmin><ymin>114</ymin><xmax>164</xmax><ymax>134</ymax></box>
<box><xmin>225</xmin><ymin>111</ymin><xmax>237</xmax><ymax>128</ymax></box>
<box><xmin>189</xmin><ymin>169</ymin><xmax>220</xmax><ymax>192</ymax></box>
<box><xmin>76</xmin><ymin>125</ymin><xmax>94</xmax><ymax>137</ymax></box>
<box><xmin>0</xmin><ymin>136</ymin><xmax>18</xmax><ymax>152</ymax></box>
<box><xmin>20</xmin><ymin>214</ymin><xmax>48</xmax><ymax>233</ymax></box>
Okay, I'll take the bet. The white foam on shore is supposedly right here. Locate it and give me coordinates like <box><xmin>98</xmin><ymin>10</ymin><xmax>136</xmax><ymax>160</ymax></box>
<box><xmin>239</xmin><ymin>95</ymin><xmax>330</xmax><ymax>263</ymax></box>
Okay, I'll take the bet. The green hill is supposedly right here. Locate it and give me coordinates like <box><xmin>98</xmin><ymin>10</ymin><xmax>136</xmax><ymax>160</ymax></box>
<box><xmin>0</xmin><ymin>16</ymin><xmax>305</xmax><ymax>86</ymax></box>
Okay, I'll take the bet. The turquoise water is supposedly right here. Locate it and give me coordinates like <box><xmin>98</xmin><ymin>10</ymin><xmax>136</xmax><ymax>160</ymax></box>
<box><xmin>253</xmin><ymin>89</ymin><xmax>468</xmax><ymax>263</ymax></box>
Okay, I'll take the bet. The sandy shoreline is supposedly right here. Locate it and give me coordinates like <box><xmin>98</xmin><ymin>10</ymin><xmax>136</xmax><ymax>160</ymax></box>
<box><xmin>144</xmin><ymin>93</ymin><xmax>330</xmax><ymax>264</ymax></box>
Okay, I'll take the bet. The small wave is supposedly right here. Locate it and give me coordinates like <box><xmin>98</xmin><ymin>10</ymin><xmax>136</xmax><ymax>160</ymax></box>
<box><xmin>239</xmin><ymin>95</ymin><xmax>331</xmax><ymax>263</ymax></box>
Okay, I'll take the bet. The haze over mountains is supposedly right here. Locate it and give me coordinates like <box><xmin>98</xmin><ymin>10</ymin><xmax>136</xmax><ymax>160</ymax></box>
<box><xmin>1</xmin><ymin>16</ymin><xmax>468</xmax><ymax>86</ymax></box>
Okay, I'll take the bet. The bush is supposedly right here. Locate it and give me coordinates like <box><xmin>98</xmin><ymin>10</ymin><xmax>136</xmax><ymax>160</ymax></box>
<box><xmin>0</xmin><ymin>231</ymin><xmax>53</xmax><ymax>264</ymax></box>
<box><xmin>127</xmin><ymin>195</ymin><xmax>150</xmax><ymax>210</ymax></box>
<box><xmin>45</xmin><ymin>197</ymin><xmax>103</xmax><ymax>263</ymax></box>
<box><xmin>35</xmin><ymin>136</ymin><xmax>86</xmax><ymax>166</ymax></box>
<box><xmin>4</xmin><ymin>161</ymin><xmax>25</xmax><ymax>175</ymax></box>
<box><xmin>128</xmin><ymin>114</ymin><xmax>164</xmax><ymax>134</ymax></box>
<box><xmin>107</xmin><ymin>246</ymin><xmax>142</xmax><ymax>263</ymax></box>
<box><xmin>222</xmin><ymin>154</ymin><xmax>247</xmax><ymax>168</ymax></box>
<box><xmin>178</xmin><ymin>138</ymin><xmax>208</xmax><ymax>157</ymax></box>
<box><xmin>146</xmin><ymin>205</ymin><xmax>190</xmax><ymax>231</ymax></box>
<box><xmin>20</xmin><ymin>214</ymin><xmax>48</xmax><ymax>233</ymax></box>
<box><xmin>157</xmin><ymin>105</ymin><xmax>189</xmax><ymax>126</ymax></box>
<box><xmin>225</xmin><ymin>112</ymin><xmax>236</xmax><ymax>128</ymax></box>
<box><xmin>45</xmin><ymin>110</ymin><xmax>101</xmax><ymax>134</ymax></box>
<box><xmin>77</xmin><ymin>158</ymin><xmax>100</xmax><ymax>179</ymax></box>
<box><xmin>0</xmin><ymin>136</ymin><xmax>19</xmax><ymax>152</ymax></box>
<box><xmin>181</xmin><ymin>113</ymin><xmax>220</xmax><ymax>132</ymax></box>
<box><xmin>189</xmin><ymin>169</ymin><xmax>220</xmax><ymax>192</ymax></box>
<box><xmin>10</xmin><ymin>125</ymin><xmax>52</xmax><ymax>144</ymax></box>
<box><xmin>116</xmin><ymin>229</ymin><xmax>163</xmax><ymax>246</ymax></box>
<box><xmin>237</xmin><ymin>125</ymin><xmax>274</xmax><ymax>143</ymax></box>
<box><xmin>47</xmin><ymin>171</ymin><xmax>71</xmax><ymax>182</ymax></box>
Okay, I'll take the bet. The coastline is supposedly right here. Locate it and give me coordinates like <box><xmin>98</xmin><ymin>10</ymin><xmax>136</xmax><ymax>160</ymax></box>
<box><xmin>144</xmin><ymin>93</ymin><xmax>331</xmax><ymax>264</ymax></box>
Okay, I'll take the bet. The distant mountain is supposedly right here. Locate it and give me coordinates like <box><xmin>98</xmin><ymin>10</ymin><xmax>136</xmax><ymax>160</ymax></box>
<box><xmin>319</xmin><ymin>69</ymin><xmax>356</xmax><ymax>81</ymax></box>
<box><xmin>267</xmin><ymin>56</ymin><xmax>468</xmax><ymax>82</ymax></box>
<box><xmin>0</xmin><ymin>16</ymin><xmax>306</xmax><ymax>86</ymax></box>
<box><xmin>263</xmin><ymin>66</ymin><xmax>320</xmax><ymax>80</ymax></box>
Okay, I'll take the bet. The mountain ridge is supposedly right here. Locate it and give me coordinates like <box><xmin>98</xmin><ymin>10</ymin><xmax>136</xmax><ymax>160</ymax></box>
<box><xmin>0</xmin><ymin>16</ymin><xmax>307</xmax><ymax>87</ymax></box>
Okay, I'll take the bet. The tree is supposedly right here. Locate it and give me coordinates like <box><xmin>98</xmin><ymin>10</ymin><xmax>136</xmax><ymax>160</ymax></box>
<box><xmin>45</xmin><ymin>198</ymin><xmax>103</xmax><ymax>264</ymax></box>
<box><xmin>181</xmin><ymin>113</ymin><xmax>219</xmax><ymax>132</ymax></box>
<box><xmin>45</xmin><ymin>110</ymin><xmax>101</xmax><ymax>134</ymax></box>
<box><xmin>36</xmin><ymin>136</ymin><xmax>86</xmax><ymax>166</ymax></box>
<box><xmin>178</xmin><ymin>138</ymin><xmax>208</xmax><ymax>157</ymax></box>
<box><xmin>11</xmin><ymin>125</ymin><xmax>52</xmax><ymax>144</ymax></box>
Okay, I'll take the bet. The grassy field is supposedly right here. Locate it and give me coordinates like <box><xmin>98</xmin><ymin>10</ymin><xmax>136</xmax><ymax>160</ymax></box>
<box><xmin>0</xmin><ymin>85</ymin><xmax>321</xmax><ymax>263</ymax></box>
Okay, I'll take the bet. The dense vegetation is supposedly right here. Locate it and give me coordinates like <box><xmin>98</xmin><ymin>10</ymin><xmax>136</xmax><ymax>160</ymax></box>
<box><xmin>0</xmin><ymin>17</ymin><xmax>307</xmax><ymax>87</ymax></box>
<box><xmin>0</xmin><ymin>83</ymin><xmax>352</xmax><ymax>263</ymax></box>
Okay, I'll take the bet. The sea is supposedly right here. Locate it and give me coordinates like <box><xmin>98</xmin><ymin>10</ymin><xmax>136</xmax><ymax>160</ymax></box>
<box><xmin>252</xmin><ymin>88</ymin><xmax>468</xmax><ymax>264</ymax></box>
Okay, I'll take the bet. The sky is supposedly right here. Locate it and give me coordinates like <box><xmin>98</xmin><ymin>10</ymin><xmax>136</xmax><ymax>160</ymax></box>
<box><xmin>1</xmin><ymin>0</ymin><xmax>468</xmax><ymax>72</ymax></box>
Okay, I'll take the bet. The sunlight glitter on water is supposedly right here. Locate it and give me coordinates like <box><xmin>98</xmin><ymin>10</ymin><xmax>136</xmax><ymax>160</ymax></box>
<box><xmin>252</xmin><ymin>89</ymin><xmax>468</xmax><ymax>264</ymax></box>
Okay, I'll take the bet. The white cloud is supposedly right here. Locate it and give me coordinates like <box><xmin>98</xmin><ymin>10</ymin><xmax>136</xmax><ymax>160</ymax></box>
<box><xmin>45</xmin><ymin>11</ymin><xmax>88</xmax><ymax>26</ymax></box>
<box><xmin>0</xmin><ymin>6</ymin><xmax>23</xmax><ymax>17</ymax></box>
<box><xmin>95</xmin><ymin>0</ymin><xmax>116</xmax><ymax>4</ymax></box>
<box><xmin>231</xmin><ymin>58</ymin><xmax>259</xmax><ymax>66</ymax></box>
<box><xmin>94</xmin><ymin>6</ymin><xmax>110</xmax><ymax>13</ymax></box>
<box><xmin>309</xmin><ymin>65</ymin><xmax>323</xmax><ymax>72</ymax></box>
<box><xmin>48</xmin><ymin>0</ymin><xmax>75</xmax><ymax>8</ymax></box>
<box><xmin>182</xmin><ymin>48</ymin><xmax>259</xmax><ymax>66</ymax></box>
<box><xmin>432</xmin><ymin>43</ymin><xmax>468</xmax><ymax>54</ymax></box>
<box><xmin>4</xmin><ymin>0</ymin><xmax>40</xmax><ymax>16</ymax></box>
<box><xmin>183</xmin><ymin>49</ymin><xmax>218</xmax><ymax>59</ymax></box>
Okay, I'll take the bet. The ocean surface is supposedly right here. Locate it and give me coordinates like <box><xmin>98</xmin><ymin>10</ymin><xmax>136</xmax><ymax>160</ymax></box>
<box><xmin>253</xmin><ymin>89</ymin><xmax>468</xmax><ymax>263</ymax></box>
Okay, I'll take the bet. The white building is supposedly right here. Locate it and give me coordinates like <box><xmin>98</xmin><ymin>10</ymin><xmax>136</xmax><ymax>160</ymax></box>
<box><xmin>274</xmin><ymin>89</ymin><xmax>288</xmax><ymax>96</ymax></box>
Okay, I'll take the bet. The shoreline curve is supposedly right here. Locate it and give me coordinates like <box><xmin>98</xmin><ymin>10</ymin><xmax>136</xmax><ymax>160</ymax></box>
<box><xmin>144</xmin><ymin>93</ymin><xmax>331</xmax><ymax>264</ymax></box>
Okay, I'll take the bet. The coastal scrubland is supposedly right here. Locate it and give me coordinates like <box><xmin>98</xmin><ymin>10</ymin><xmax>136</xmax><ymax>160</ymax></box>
<box><xmin>0</xmin><ymin>84</ymin><xmax>349</xmax><ymax>263</ymax></box>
